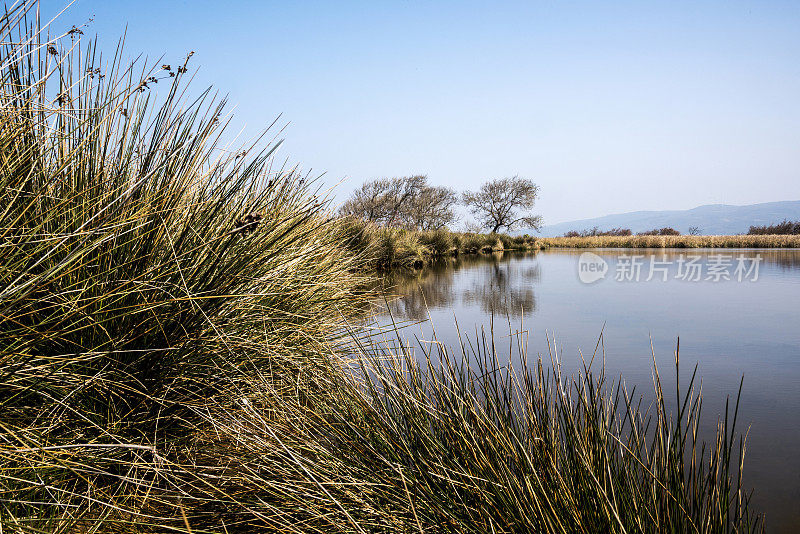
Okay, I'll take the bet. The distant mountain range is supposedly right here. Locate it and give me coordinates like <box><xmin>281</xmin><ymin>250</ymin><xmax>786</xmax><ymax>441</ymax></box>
<box><xmin>534</xmin><ymin>200</ymin><xmax>800</xmax><ymax>237</ymax></box>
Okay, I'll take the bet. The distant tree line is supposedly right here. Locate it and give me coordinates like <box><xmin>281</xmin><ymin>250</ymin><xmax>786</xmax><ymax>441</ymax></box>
<box><xmin>564</xmin><ymin>227</ymin><xmax>632</xmax><ymax>237</ymax></box>
<box><xmin>748</xmin><ymin>220</ymin><xmax>800</xmax><ymax>235</ymax></box>
<box><xmin>637</xmin><ymin>227</ymin><xmax>681</xmax><ymax>236</ymax></box>
<box><xmin>562</xmin><ymin>227</ymin><xmax>684</xmax><ymax>237</ymax></box>
<box><xmin>339</xmin><ymin>175</ymin><xmax>541</xmax><ymax>234</ymax></box>
<box><xmin>561</xmin><ymin>221</ymin><xmax>800</xmax><ymax>236</ymax></box>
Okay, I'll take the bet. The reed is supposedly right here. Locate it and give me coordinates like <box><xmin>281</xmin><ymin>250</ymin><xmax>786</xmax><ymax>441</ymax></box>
<box><xmin>340</xmin><ymin>225</ymin><xmax>800</xmax><ymax>270</ymax></box>
<box><xmin>312</xmin><ymin>329</ymin><xmax>764</xmax><ymax>533</ymax></box>
<box><xmin>0</xmin><ymin>4</ymin><xmax>369</xmax><ymax>530</ymax></box>
<box><xmin>337</xmin><ymin>217</ymin><xmax>539</xmax><ymax>271</ymax></box>
<box><xmin>539</xmin><ymin>234</ymin><xmax>800</xmax><ymax>249</ymax></box>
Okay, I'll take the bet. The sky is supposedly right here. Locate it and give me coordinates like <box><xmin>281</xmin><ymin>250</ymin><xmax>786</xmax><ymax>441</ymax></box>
<box><xmin>44</xmin><ymin>0</ymin><xmax>800</xmax><ymax>226</ymax></box>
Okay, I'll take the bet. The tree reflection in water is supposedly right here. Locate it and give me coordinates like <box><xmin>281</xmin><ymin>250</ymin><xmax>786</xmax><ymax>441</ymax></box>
<box><xmin>382</xmin><ymin>259</ymin><xmax>458</xmax><ymax>322</ymax></box>
<box><xmin>383</xmin><ymin>252</ymin><xmax>540</xmax><ymax>322</ymax></box>
<box><xmin>462</xmin><ymin>252</ymin><xmax>539</xmax><ymax>317</ymax></box>
<box><xmin>380</xmin><ymin>249</ymin><xmax>794</xmax><ymax>325</ymax></box>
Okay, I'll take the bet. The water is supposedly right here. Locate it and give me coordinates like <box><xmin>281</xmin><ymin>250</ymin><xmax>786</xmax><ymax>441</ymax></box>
<box><xmin>372</xmin><ymin>249</ymin><xmax>800</xmax><ymax>532</ymax></box>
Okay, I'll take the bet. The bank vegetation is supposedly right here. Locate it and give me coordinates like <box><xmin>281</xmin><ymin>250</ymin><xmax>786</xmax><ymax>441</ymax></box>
<box><xmin>538</xmin><ymin>234</ymin><xmax>800</xmax><ymax>249</ymax></box>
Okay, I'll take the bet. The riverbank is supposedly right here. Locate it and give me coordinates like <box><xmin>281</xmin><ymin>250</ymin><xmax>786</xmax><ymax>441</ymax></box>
<box><xmin>538</xmin><ymin>234</ymin><xmax>800</xmax><ymax>248</ymax></box>
<box><xmin>337</xmin><ymin>217</ymin><xmax>540</xmax><ymax>270</ymax></box>
<box><xmin>338</xmin><ymin>223</ymin><xmax>800</xmax><ymax>272</ymax></box>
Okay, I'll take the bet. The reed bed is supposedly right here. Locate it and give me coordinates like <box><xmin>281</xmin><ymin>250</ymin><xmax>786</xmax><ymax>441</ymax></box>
<box><xmin>339</xmin><ymin>226</ymin><xmax>800</xmax><ymax>272</ymax></box>
<box><xmin>0</xmin><ymin>4</ymin><xmax>368</xmax><ymax>531</ymax></box>
<box><xmin>320</xmin><ymin>330</ymin><xmax>763</xmax><ymax>533</ymax></box>
<box><xmin>539</xmin><ymin>234</ymin><xmax>800</xmax><ymax>249</ymax></box>
<box><xmin>0</xmin><ymin>3</ymin><xmax>763</xmax><ymax>532</ymax></box>
<box><xmin>337</xmin><ymin>218</ymin><xmax>538</xmax><ymax>270</ymax></box>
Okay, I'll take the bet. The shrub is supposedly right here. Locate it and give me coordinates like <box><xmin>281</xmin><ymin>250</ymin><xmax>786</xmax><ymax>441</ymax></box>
<box><xmin>748</xmin><ymin>219</ymin><xmax>800</xmax><ymax>235</ymax></box>
<box><xmin>417</xmin><ymin>228</ymin><xmax>456</xmax><ymax>256</ymax></box>
<box><xmin>638</xmin><ymin>227</ymin><xmax>681</xmax><ymax>236</ymax></box>
<box><xmin>564</xmin><ymin>227</ymin><xmax>632</xmax><ymax>237</ymax></box>
<box><xmin>461</xmin><ymin>232</ymin><xmax>491</xmax><ymax>253</ymax></box>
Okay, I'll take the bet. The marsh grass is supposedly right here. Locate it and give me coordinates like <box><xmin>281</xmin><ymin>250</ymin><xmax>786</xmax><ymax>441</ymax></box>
<box><xmin>539</xmin><ymin>234</ymin><xmax>800</xmax><ymax>249</ymax></box>
<box><xmin>0</xmin><ymin>3</ymin><xmax>763</xmax><ymax>532</ymax></box>
<box><xmin>339</xmin><ymin>224</ymin><xmax>800</xmax><ymax>272</ymax></box>
<box><xmin>0</xmin><ymin>3</ymin><xmax>368</xmax><ymax>531</ymax></box>
<box><xmin>338</xmin><ymin>218</ymin><xmax>539</xmax><ymax>271</ymax></box>
<box><xmin>316</xmin><ymin>328</ymin><xmax>764</xmax><ymax>533</ymax></box>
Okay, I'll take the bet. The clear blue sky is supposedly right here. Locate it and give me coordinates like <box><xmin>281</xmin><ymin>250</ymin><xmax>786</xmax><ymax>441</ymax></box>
<box><xmin>45</xmin><ymin>1</ymin><xmax>800</xmax><ymax>226</ymax></box>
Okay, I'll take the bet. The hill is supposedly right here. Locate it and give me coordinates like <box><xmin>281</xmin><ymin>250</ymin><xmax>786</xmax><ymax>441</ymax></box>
<box><xmin>534</xmin><ymin>200</ymin><xmax>800</xmax><ymax>237</ymax></box>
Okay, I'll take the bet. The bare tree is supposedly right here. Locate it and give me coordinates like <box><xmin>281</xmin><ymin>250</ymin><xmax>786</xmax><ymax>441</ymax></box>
<box><xmin>404</xmin><ymin>185</ymin><xmax>458</xmax><ymax>230</ymax></box>
<box><xmin>339</xmin><ymin>179</ymin><xmax>392</xmax><ymax>223</ymax></box>
<box><xmin>382</xmin><ymin>175</ymin><xmax>428</xmax><ymax>227</ymax></box>
<box><xmin>339</xmin><ymin>175</ymin><xmax>457</xmax><ymax>230</ymax></box>
<box><xmin>462</xmin><ymin>176</ymin><xmax>542</xmax><ymax>233</ymax></box>
<box><xmin>688</xmin><ymin>226</ymin><xmax>701</xmax><ymax>236</ymax></box>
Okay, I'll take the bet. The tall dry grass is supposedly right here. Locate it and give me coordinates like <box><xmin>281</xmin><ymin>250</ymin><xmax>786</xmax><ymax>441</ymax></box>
<box><xmin>539</xmin><ymin>234</ymin><xmax>800</xmax><ymax>249</ymax></box>
<box><xmin>0</xmin><ymin>3</ymin><xmax>369</xmax><ymax>531</ymax></box>
<box><xmin>337</xmin><ymin>217</ymin><xmax>539</xmax><ymax>270</ymax></box>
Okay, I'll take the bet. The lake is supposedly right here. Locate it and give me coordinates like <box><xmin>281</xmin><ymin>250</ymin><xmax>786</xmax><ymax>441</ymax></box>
<box><xmin>371</xmin><ymin>248</ymin><xmax>800</xmax><ymax>532</ymax></box>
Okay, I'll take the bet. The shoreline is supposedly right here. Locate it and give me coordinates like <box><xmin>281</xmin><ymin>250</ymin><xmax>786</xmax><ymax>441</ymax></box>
<box><xmin>341</xmin><ymin>223</ymin><xmax>800</xmax><ymax>272</ymax></box>
<box><xmin>536</xmin><ymin>234</ymin><xmax>800</xmax><ymax>249</ymax></box>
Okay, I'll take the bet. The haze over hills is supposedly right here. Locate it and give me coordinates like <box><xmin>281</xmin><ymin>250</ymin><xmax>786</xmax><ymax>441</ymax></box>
<box><xmin>533</xmin><ymin>201</ymin><xmax>800</xmax><ymax>237</ymax></box>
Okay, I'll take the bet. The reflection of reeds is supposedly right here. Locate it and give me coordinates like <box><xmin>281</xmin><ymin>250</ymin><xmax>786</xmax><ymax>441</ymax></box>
<box><xmin>379</xmin><ymin>253</ymin><xmax>541</xmax><ymax>320</ymax></box>
<box><xmin>383</xmin><ymin>262</ymin><xmax>458</xmax><ymax>320</ymax></box>
<box><xmin>539</xmin><ymin>235</ymin><xmax>800</xmax><ymax>248</ymax></box>
<box><xmin>757</xmin><ymin>249</ymin><xmax>800</xmax><ymax>269</ymax></box>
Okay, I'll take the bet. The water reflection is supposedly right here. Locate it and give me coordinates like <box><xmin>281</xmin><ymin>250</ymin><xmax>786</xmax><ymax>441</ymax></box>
<box><xmin>462</xmin><ymin>255</ymin><xmax>540</xmax><ymax>317</ymax></box>
<box><xmin>383</xmin><ymin>251</ymin><xmax>540</xmax><ymax>320</ymax></box>
<box><xmin>758</xmin><ymin>249</ymin><xmax>800</xmax><ymax>270</ymax></box>
<box><xmin>381</xmin><ymin>260</ymin><xmax>458</xmax><ymax>321</ymax></box>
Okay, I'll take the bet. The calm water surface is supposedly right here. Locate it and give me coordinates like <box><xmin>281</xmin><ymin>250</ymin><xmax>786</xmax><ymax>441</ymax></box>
<box><xmin>372</xmin><ymin>249</ymin><xmax>800</xmax><ymax>532</ymax></box>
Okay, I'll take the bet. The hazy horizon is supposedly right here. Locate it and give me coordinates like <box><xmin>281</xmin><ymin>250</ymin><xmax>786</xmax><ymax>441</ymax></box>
<box><xmin>545</xmin><ymin>198</ymin><xmax>800</xmax><ymax>219</ymax></box>
<box><xmin>46</xmin><ymin>0</ymin><xmax>800</xmax><ymax>226</ymax></box>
